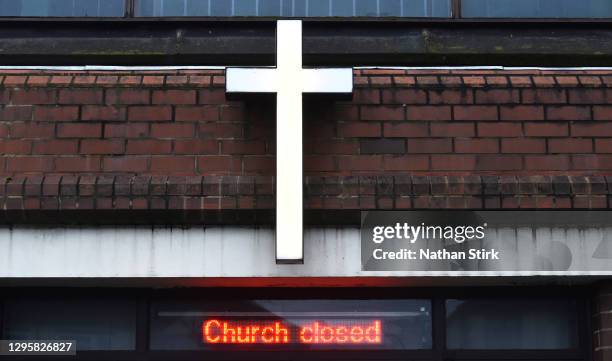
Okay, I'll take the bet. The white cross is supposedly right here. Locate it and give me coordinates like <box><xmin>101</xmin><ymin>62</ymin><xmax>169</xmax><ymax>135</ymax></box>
<box><xmin>226</xmin><ymin>20</ymin><xmax>353</xmax><ymax>263</ymax></box>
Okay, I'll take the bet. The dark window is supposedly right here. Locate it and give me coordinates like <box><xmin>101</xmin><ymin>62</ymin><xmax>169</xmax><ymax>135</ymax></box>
<box><xmin>446</xmin><ymin>298</ymin><xmax>579</xmax><ymax>349</ymax></box>
<box><xmin>134</xmin><ymin>0</ymin><xmax>452</xmax><ymax>17</ymax></box>
<box><xmin>462</xmin><ymin>0</ymin><xmax>612</xmax><ymax>18</ymax></box>
<box><xmin>2</xmin><ymin>297</ymin><xmax>137</xmax><ymax>350</ymax></box>
<box><xmin>150</xmin><ymin>299</ymin><xmax>432</xmax><ymax>350</ymax></box>
<box><xmin>0</xmin><ymin>0</ymin><xmax>125</xmax><ymax>16</ymax></box>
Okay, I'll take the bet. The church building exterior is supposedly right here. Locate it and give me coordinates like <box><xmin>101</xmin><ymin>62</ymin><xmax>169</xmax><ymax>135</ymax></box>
<box><xmin>0</xmin><ymin>1</ymin><xmax>612</xmax><ymax>360</ymax></box>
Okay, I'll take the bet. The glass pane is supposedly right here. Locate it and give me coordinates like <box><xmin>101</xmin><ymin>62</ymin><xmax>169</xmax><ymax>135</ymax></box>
<box><xmin>446</xmin><ymin>298</ymin><xmax>579</xmax><ymax>349</ymax></box>
<box><xmin>151</xmin><ymin>299</ymin><xmax>432</xmax><ymax>350</ymax></box>
<box><xmin>2</xmin><ymin>297</ymin><xmax>137</xmax><ymax>350</ymax></box>
<box><xmin>462</xmin><ymin>0</ymin><xmax>612</xmax><ymax>18</ymax></box>
<box><xmin>0</xmin><ymin>0</ymin><xmax>125</xmax><ymax>16</ymax></box>
<box><xmin>135</xmin><ymin>0</ymin><xmax>451</xmax><ymax>16</ymax></box>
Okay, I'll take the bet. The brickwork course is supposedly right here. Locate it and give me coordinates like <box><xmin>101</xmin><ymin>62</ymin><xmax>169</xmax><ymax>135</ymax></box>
<box><xmin>0</xmin><ymin>68</ymin><xmax>612</xmax><ymax>211</ymax></box>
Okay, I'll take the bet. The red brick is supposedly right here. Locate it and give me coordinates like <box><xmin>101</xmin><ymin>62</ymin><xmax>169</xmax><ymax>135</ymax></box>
<box><xmin>199</xmin><ymin>123</ymin><xmax>243</xmax><ymax>139</ymax></box>
<box><xmin>72</xmin><ymin>76</ymin><xmax>97</xmax><ymax>85</ymax></box>
<box><xmin>478</xmin><ymin>123</ymin><xmax>522</xmax><ymax>137</ymax></box>
<box><xmin>189</xmin><ymin>76</ymin><xmax>211</xmax><ymax>86</ymax></box>
<box><xmin>175</xmin><ymin>106</ymin><xmax>219</xmax><ymax>121</ymax></box>
<box><xmin>354</xmin><ymin>89</ymin><xmax>381</xmax><ymax>104</ymax></box>
<box><xmin>475</xmin><ymin>89</ymin><xmax>519</xmax><ymax>104</ymax></box>
<box><xmin>9</xmin><ymin>123</ymin><xmax>54</xmax><ymax>138</ymax></box>
<box><xmin>549</xmin><ymin>139</ymin><xmax>593</xmax><ymax>153</ymax></box>
<box><xmin>361</xmin><ymin>106</ymin><xmax>404</xmax><ymax>121</ymax></box>
<box><xmin>337</xmin><ymin>155</ymin><xmax>382</xmax><ymax>171</ymax></box>
<box><xmin>81</xmin><ymin>140</ymin><xmax>125</xmax><ymax>155</ymax></box>
<box><xmin>104</xmin><ymin>123</ymin><xmax>149</xmax><ymax>138</ymax></box>
<box><xmin>0</xmin><ymin>139</ymin><xmax>32</xmax><ymax>154</ymax></box>
<box><xmin>462</xmin><ymin>76</ymin><xmax>486</xmax><ymax>87</ymax></box>
<box><xmin>429</xmin><ymin>89</ymin><xmax>473</xmax><ymax>104</ymax></box>
<box><xmin>578</xmin><ymin>76</ymin><xmax>603</xmax><ymax>86</ymax></box>
<box><xmin>82</xmin><ymin>106</ymin><xmax>126</xmax><ymax>121</ymax></box>
<box><xmin>3</xmin><ymin>76</ymin><xmax>27</xmax><ymax>86</ymax></box>
<box><xmin>393</xmin><ymin>76</ymin><xmax>416</xmax><ymax>86</ymax></box>
<box><xmin>221</xmin><ymin>140</ymin><xmax>266</xmax><ymax>154</ymax></box>
<box><xmin>174</xmin><ymin>140</ymin><xmax>218</xmax><ymax>154</ymax></box>
<box><xmin>485</xmin><ymin>76</ymin><xmax>508</xmax><ymax>86</ymax></box>
<box><xmin>476</xmin><ymin>155</ymin><xmax>523</xmax><ymax>170</ymax></box>
<box><xmin>406</xmin><ymin>106</ymin><xmax>451</xmax><ymax>121</ymax></box>
<box><xmin>383</xmin><ymin>123</ymin><xmax>429</xmax><ymax>137</ymax></box>
<box><xmin>525</xmin><ymin>122</ymin><xmax>569</xmax><ymax>137</ymax></box>
<box><xmin>431</xmin><ymin>123</ymin><xmax>475</xmax><ymax>137</ymax></box>
<box><xmin>555</xmin><ymin>76</ymin><xmax>579</xmax><ymax>87</ymax></box>
<box><xmin>57</xmin><ymin>123</ymin><xmax>102</xmax><ymax>138</ymax></box>
<box><xmin>406</xmin><ymin>139</ymin><xmax>452</xmax><ymax>153</ymax></box>
<box><xmin>151</xmin><ymin>156</ymin><xmax>195</xmax><ymax>173</ymax></box>
<box><xmin>501</xmin><ymin>139</ymin><xmax>546</xmax><ymax>153</ymax></box>
<box><xmin>142</xmin><ymin>76</ymin><xmax>164</xmax><ymax>86</ymax></box>
<box><xmin>126</xmin><ymin>140</ymin><xmax>172</xmax><ymax>154</ymax></box>
<box><xmin>58</xmin><ymin>89</ymin><xmax>103</xmax><ymax>104</ymax></box>
<box><xmin>546</xmin><ymin>106</ymin><xmax>591</xmax><ymax>121</ymax></box>
<box><xmin>383</xmin><ymin>155</ymin><xmax>429</xmax><ymax>171</ymax></box>
<box><xmin>220</xmin><ymin>106</ymin><xmax>245</xmax><ymax>122</ymax></box>
<box><xmin>509</xmin><ymin>76</ymin><xmax>532</xmax><ymax>87</ymax></box>
<box><xmin>6</xmin><ymin>156</ymin><xmax>53</xmax><ymax>172</ymax></box>
<box><xmin>381</xmin><ymin>89</ymin><xmax>426</xmax><ymax>104</ymax></box>
<box><xmin>152</xmin><ymin>90</ymin><xmax>196</xmax><ymax>105</ymax></box>
<box><xmin>571</xmin><ymin>123</ymin><xmax>612</xmax><ymax>137</ymax></box>
<box><xmin>54</xmin><ymin>157</ymin><xmax>101</xmax><ymax>172</ymax></box>
<box><xmin>118</xmin><ymin>76</ymin><xmax>142</xmax><ymax>86</ymax></box>
<box><xmin>0</xmin><ymin>106</ymin><xmax>33</xmax><ymax>121</ymax></box>
<box><xmin>304</xmin><ymin>155</ymin><xmax>335</xmax><ymax>172</ymax></box>
<box><xmin>244</xmin><ymin>156</ymin><xmax>275</xmax><ymax>173</ymax></box>
<box><xmin>305</xmin><ymin>140</ymin><xmax>359</xmax><ymax>155</ymax></box>
<box><xmin>594</xmin><ymin>106</ymin><xmax>612</xmax><ymax>121</ymax></box>
<box><xmin>522</xmin><ymin>89</ymin><xmax>566</xmax><ymax>104</ymax></box>
<box><xmin>370</xmin><ymin>77</ymin><xmax>392</xmax><ymax>86</ymax></box>
<box><xmin>338</xmin><ymin>122</ymin><xmax>380</xmax><ymax>137</ymax></box>
<box><xmin>431</xmin><ymin>155</ymin><xmax>476</xmax><ymax>170</ymax></box>
<box><xmin>499</xmin><ymin>105</ymin><xmax>544</xmax><ymax>121</ymax></box>
<box><xmin>568</xmin><ymin>89</ymin><xmax>611</xmax><ymax>104</ymax></box>
<box><xmin>106</xmin><ymin>89</ymin><xmax>150</xmax><ymax>105</ymax></box>
<box><xmin>212</xmin><ymin>76</ymin><xmax>225</xmax><ymax>86</ymax></box>
<box><xmin>531</xmin><ymin>76</ymin><xmax>556</xmax><ymax>87</ymax></box>
<box><xmin>33</xmin><ymin>106</ymin><xmax>79</xmax><ymax>121</ymax></box>
<box><xmin>151</xmin><ymin>123</ymin><xmax>195</xmax><ymax>138</ymax></box>
<box><xmin>128</xmin><ymin>106</ymin><xmax>172</xmax><ymax>121</ymax></box>
<box><xmin>454</xmin><ymin>106</ymin><xmax>498</xmax><ymax>121</ymax></box>
<box><xmin>49</xmin><ymin>76</ymin><xmax>73</xmax><ymax>86</ymax></box>
<box><xmin>96</xmin><ymin>76</ymin><xmax>119</xmax><ymax>85</ymax></box>
<box><xmin>103</xmin><ymin>157</ymin><xmax>149</xmax><ymax>172</ymax></box>
<box><xmin>572</xmin><ymin>155</ymin><xmax>612</xmax><ymax>170</ymax></box>
<box><xmin>197</xmin><ymin>156</ymin><xmax>241</xmax><ymax>174</ymax></box>
<box><xmin>165</xmin><ymin>76</ymin><xmax>189</xmax><ymax>86</ymax></box>
<box><xmin>525</xmin><ymin>155</ymin><xmax>570</xmax><ymax>170</ymax></box>
<box><xmin>32</xmin><ymin>140</ymin><xmax>77</xmax><ymax>154</ymax></box>
<box><xmin>439</xmin><ymin>76</ymin><xmax>463</xmax><ymax>86</ymax></box>
<box><xmin>595</xmin><ymin>139</ymin><xmax>612</xmax><ymax>153</ymax></box>
<box><xmin>10</xmin><ymin>89</ymin><xmax>55</xmax><ymax>104</ymax></box>
<box><xmin>198</xmin><ymin>89</ymin><xmax>227</xmax><ymax>104</ymax></box>
<box><xmin>454</xmin><ymin>138</ymin><xmax>499</xmax><ymax>153</ymax></box>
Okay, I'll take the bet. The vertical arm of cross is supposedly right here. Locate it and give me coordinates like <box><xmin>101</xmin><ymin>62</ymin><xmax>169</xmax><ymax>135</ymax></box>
<box><xmin>275</xmin><ymin>20</ymin><xmax>304</xmax><ymax>263</ymax></box>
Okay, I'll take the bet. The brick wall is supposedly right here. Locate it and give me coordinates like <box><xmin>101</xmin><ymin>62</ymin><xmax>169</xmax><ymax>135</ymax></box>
<box><xmin>0</xmin><ymin>68</ymin><xmax>612</xmax><ymax>211</ymax></box>
<box><xmin>594</xmin><ymin>282</ymin><xmax>612</xmax><ymax>361</ymax></box>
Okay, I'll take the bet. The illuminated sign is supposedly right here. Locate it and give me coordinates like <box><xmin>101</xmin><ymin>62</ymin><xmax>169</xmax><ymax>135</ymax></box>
<box><xmin>150</xmin><ymin>299</ymin><xmax>431</xmax><ymax>350</ymax></box>
<box><xmin>202</xmin><ymin>319</ymin><xmax>381</xmax><ymax>345</ymax></box>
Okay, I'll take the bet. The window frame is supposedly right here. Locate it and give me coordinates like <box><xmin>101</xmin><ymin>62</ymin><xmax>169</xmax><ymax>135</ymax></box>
<box><xmin>0</xmin><ymin>286</ymin><xmax>592</xmax><ymax>361</ymax></box>
<box><xmin>0</xmin><ymin>0</ymin><xmax>611</xmax><ymax>21</ymax></box>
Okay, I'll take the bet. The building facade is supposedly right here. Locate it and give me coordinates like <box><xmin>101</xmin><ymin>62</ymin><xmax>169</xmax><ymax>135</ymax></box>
<box><xmin>1</xmin><ymin>1</ymin><xmax>612</xmax><ymax>361</ymax></box>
